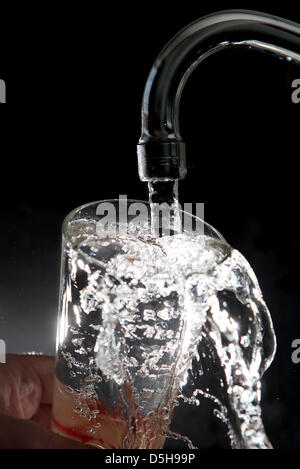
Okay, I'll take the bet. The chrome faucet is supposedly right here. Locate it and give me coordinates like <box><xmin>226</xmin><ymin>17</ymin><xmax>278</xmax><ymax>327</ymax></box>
<box><xmin>137</xmin><ymin>10</ymin><xmax>300</xmax><ymax>183</ymax></box>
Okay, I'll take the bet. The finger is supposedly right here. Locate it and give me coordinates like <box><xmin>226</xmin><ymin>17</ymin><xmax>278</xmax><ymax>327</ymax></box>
<box><xmin>0</xmin><ymin>414</ymin><xmax>94</xmax><ymax>449</ymax></box>
<box><xmin>31</xmin><ymin>404</ymin><xmax>52</xmax><ymax>429</ymax></box>
<box><xmin>23</xmin><ymin>354</ymin><xmax>55</xmax><ymax>405</ymax></box>
<box><xmin>0</xmin><ymin>354</ymin><xmax>55</xmax><ymax>419</ymax></box>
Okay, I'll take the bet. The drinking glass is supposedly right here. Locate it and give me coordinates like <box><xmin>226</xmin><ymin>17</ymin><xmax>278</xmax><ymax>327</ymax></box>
<box><xmin>51</xmin><ymin>199</ymin><xmax>225</xmax><ymax>449</ymax></box>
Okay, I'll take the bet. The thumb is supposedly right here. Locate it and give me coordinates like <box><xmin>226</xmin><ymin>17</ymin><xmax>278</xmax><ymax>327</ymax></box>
<box><xmin>0</xmin><ymin>413</ymin><xmax>94</xmax><ymax>449</ymax></box>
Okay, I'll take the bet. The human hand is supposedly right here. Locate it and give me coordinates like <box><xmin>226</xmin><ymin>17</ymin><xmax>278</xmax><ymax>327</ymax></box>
<box><xmin>0</xmin><ymin>354</ymin><xmax>93</xmax><ymax>449</ymax></box>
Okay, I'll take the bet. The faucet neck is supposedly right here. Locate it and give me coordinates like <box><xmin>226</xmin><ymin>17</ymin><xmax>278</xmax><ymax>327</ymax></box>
<box><xmin>137</xmin><ymin>10</ymin><xmax>300</xmax><ymax>181</ymax></box>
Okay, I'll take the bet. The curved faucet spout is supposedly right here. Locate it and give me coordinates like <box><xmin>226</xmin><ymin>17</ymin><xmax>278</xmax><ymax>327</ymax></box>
<box><xmin>137</xmin><ymin>10</ymin><xmax>300</xmax><ymax>181</ymax></box>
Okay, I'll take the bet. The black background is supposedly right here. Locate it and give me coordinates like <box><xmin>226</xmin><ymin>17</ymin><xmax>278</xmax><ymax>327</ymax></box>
<box><xmin>0</xmin><ymin>1</ymin><xmax>299</xmax><ymax>449</ymax></box>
